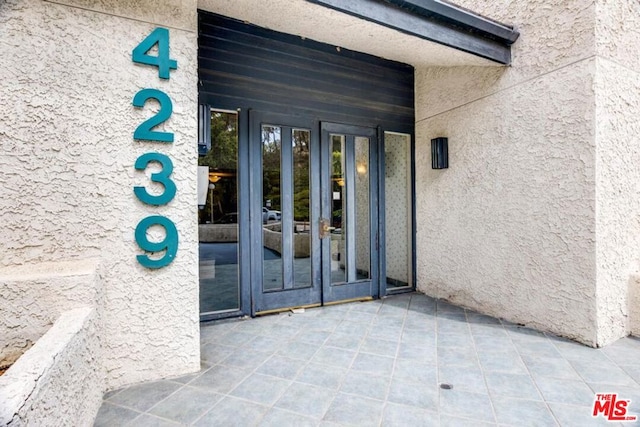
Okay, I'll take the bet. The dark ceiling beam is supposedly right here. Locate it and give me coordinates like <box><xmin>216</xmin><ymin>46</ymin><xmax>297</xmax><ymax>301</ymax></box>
<box><xmin>306</xmin><ymin>0</ymin><xmax>519</xmax><ymax>64</ymax></box>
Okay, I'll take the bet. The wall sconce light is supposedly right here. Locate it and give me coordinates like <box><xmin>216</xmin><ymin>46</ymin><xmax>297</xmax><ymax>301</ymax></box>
<box><xmin>356</xmin><ymin>162</ymin><xmax>367</xmax><ymax>175</ymax></box>
<box><xmin>431</xmin><ymin>137</ymin><xmax>448</xmax><ymax>169</ymax></box>
<box><xmin>197</xmin><ymin>104</ymin><xmax>211</xmax><ymax>156</ymax></box>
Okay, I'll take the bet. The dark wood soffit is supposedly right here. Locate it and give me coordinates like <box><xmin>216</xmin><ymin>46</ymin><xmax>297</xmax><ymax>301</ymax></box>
<box><xmin>306</xmin><ymin>0</ymin><xmax>520</xmax><ymax>65</ymax></box>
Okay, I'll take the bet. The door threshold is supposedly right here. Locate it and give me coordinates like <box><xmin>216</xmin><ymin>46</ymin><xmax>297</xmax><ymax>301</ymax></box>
<box><xmin>255</xmin><ymin>303</ymin><xmax>322</xmax><ymax>316</ymax></box>
<box><xmin>324</xmin><ymin>296</ymin><xmax>373</xmax><ymax>306</ymax></box>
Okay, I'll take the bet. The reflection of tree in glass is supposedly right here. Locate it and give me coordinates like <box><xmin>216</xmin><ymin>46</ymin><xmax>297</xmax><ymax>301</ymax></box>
<box><xmin>262</xmin><ymin>126</ymin><xmax>281</xmax><ymax>211</ymax></box>
<box><xmin>293</xmin><ymin>130</ymin><xmax>310</xmax><ymax>222</ymax></box>
<box><xmin>198</xmin><ymin>112</ymin><xmax>238</xmax><ymax>224</ymax></box>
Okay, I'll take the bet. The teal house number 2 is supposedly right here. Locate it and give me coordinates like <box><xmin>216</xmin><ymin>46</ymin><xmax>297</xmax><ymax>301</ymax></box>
<box><xmin>132</xmin><ymin>27</ymin><xmax>179</xmax><ymax>269</ymax></box>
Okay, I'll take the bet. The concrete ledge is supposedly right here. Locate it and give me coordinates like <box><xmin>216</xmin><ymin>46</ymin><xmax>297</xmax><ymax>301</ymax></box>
<box><xmin>199</xmin><ymin>224</ymin><xmax>238</xmax><ymax>243</ymax></box>
<box><xmin>0</xmin><ymin>307</ymin><xmax>103</xmax><ymax>426</ymax></box>
<box><xmin>0</xmin><ymin>259</ymin><xmax>99</xmax><ymax>368</ymax></box>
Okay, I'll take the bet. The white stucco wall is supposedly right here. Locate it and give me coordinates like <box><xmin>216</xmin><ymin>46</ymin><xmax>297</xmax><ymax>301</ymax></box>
<box><xmin>0</xmin><ymin>307</ymin><xmax>102</xmax><ymax>426</ymax></box>
<box><xmin>415</xmin><ymin>0</ymin><xmax>601</xmax><ymax>345</ymax></box>
<box><xmin>1</xmin><ymin>0</ymin><xmax>199</xmax><ymax>388</ymax></box>
<box><xmin>594</xmin><ymin>0</ymin><xmax>640</xmax><ymax>343</ymax></box>
<box><xmin>416</xmin><ymin>0</ymin><xmax>640</xmax><ymax>346</ymax></box>
<box><xmin>0</xmin><ymin>259</ymin><xmax>99</xmax><ymax>369</ymax></box>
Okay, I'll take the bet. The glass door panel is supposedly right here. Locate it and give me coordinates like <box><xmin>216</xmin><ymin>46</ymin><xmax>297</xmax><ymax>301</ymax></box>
<box><xmin>292</xmin><ymin>129</ymin><xmax>312</xmax><ymax>289</ymax></box>
<box><xmin>321</xmin><ymin>123</ymin><xmax>378</xmax><ymax>304</ymax></box>
<box><xmin>383</xmin><ymin>132</ymin><xmax>413</xmax><ymax>290</ymax></box>
<box><xmin>250</xmin><ymin>111</ymin><xmax>321</xmax><ymax>313</ymax></box>
<box><xmin>198</xmin><ymin>110</ymin><xmax>241</xmax><ymax>316</ymax></box>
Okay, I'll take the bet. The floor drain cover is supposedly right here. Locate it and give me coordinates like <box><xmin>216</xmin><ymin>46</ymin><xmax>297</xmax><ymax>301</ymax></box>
<box><xmin>440</xmin><ymin>383</ymin><xmax>453</xmax><ymax>390</ymax></box>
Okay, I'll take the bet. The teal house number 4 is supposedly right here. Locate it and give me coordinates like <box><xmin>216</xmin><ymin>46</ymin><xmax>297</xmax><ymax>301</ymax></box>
<box><xmin>132</xmin><ymin>27</ymin><xmax>179</xmax><ymax>269</ymax></box>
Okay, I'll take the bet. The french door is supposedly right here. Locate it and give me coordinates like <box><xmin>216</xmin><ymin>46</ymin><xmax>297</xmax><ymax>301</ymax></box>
<box><xmin>250</xmin><ymin>111</ymin><xmax>379</xmax><ymax>314</ymax></box>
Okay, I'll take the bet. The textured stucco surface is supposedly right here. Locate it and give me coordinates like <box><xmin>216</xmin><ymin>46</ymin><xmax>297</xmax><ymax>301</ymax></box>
<box><xmin>416</xmin><ymin>0</ymin><xmax>640</xmax><ymax>346</ymax></box>
<box><xmin>415</xmin><ymin>57</ymin><xmax>598</xmax><ymax>344</ymax></box>
<box><xmin>197</xmin><ymin>0</ymin><xmax>496</xmax><ymax>67</ymax></box>
<box><xmin>596</xmin><ymin>0</ymin><xmax>640</xmax><ymax>74</ymax></box>
<box><xmin>594</xmin><ymin>57</ymin><xmax>640</xmax><ymax>344</ymax></box>
<box><xmin>1</xmin><ymin>0</ymin><xmax>199</xmax><ymax>388</ymax></box>
<box><xmin>416</xmin><ymin>0</ymin><xmax>595</xmax><ymax>120</ymax></box>
<box><xmin>0</xmin><ymin>259</ymin><xmax>99</xmax><ymax>368</ymax></box>
<box><xmin>0</xmin><ymin>307</ymin><xmax>102</xmax><ymax>426</ymax></box>
<box><xmin>384</xmin><ymin>133</ymin><xmax>411</xmax><ymax>285</ymax></box>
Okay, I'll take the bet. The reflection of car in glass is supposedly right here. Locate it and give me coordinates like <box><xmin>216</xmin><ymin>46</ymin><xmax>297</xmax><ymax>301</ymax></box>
<box><xmin>262</xmin><ymin>207</ymin><xmax>281</xmax><ymax>223</ymax></box>
<box><xmin>268</xmin><ymin>210</ymin><xmax>281</xmax><ymax>221</ymax></box>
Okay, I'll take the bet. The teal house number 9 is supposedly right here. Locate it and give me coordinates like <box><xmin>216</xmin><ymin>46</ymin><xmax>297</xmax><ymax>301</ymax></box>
<box><xmin>132</xmin><ymin>27</ymin><xmax>179</xmax><ymax>269</ymax></box>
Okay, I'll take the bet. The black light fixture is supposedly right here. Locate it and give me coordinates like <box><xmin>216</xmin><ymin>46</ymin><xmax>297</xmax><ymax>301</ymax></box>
<box><xmin>431</xmin><ymin>137</ymin><xmax>448</xmax><ymax>169</ymax></box>
<box><xmin>197</xmin><ymin>104</ymin><xmax>211</xmax><ymax>156</ymax></box>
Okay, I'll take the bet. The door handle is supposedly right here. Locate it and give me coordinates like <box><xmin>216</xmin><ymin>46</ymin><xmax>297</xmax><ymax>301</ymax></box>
<box><xmin>319</xmin><ymin>218</ymin><xmax>335</xmax><ymax>239</ymax></box>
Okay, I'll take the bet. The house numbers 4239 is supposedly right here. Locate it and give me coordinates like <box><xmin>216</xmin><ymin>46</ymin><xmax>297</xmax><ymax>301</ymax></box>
<box><xmin>132</xmin><ymin>27</ymin><xmax>179</xmax><ymax>269</ymax></box>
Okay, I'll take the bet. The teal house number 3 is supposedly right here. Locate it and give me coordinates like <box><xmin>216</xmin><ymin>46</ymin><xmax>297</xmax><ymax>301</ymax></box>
<box><xmin>132</xmin><ymin>27</ymin><xmax>179</xmax><ymax>269</ymax></box>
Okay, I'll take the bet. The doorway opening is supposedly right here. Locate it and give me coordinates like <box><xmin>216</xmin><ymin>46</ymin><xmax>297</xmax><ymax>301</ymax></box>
<box><xmin>197</xmin><ymin>12</ymin><xmax>416</xmax><ymax>319</ymax></box>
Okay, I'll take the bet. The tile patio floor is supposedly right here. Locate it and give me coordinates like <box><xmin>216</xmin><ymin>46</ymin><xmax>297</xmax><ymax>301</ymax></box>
<box><xmin>95</xmin><ymin>292</ymin><xmax>640</xmax><ymax>426</ymax></box>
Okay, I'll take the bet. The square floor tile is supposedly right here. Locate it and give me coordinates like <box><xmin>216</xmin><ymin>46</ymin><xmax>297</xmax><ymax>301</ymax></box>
<box><xmin>484</xmin><ymin>372</ymin><xmax>542</xmax><ymax>400</ymax></box>
<box><xmin>311</xmin><ymin>346</ymin><xmax>356</xmax><ymax>368</ymax></box>
<box><xmin>258</xmin><ymin>408</ymin><xmax>318</xmax><ymax>427</ymax></box>
<box><xmin>438</xmin><ymin>366</ymin><xmax>487</xmax><ymax>394</ymax></box>
<box><xmin>277</xmin><ymin>340</ymin><xmax>321</xmax><ymax>361</ymax></box>
<box><xmin>438</xmin><ymin>347</ymin><xmax>479</xmax><ymax>369</ymax></box>
<box><xmin>128</xmin><ymin>413</ymin><xmax>182</xmax><ymax>427</ymax></box>
<box><xmin>275</xmin><ymin>382</ymin><xmax>336</xmax><ymax>418</ymax></box>
<box><xmin>220</xmin><ymin>348</ymin><xmax>274</xmax><ymax>370</ymax></box>
<box><xmin>200</xmin><ymin>343</ymin><xmax>235</xmax><ymax>365</ymax></box>
<box><xmin>472</xmin><ymin>334</ymin><xmax>515</xmax><ymax>352</ymax></box>
<box><xmin>294</xmin><ymin>329</ymin><xmax>332</xmax><ymax>345</ymax></box>
<box><xmin>189</xmin><ymin>364</ymin><xmax>251</xmax><ymax>394</ymax></box>
<box><xmin>148</xmin><ymin>386</ymin><xmax>222</xmax><ymax>424</ymax></box>
<box><xmin>439</xmin><ymin>389</ymin><xmax>495</xmax><ymax>423</ymax></box>
<box><xmin>398</xmin><ymin>343</ymin><xmax>437</xmax><ymax>363</ymax></box>
<box><xmin>296</xmin><ymin>363</ymin><xmax>348</xmax><ymax>390</ymax></box>
<box><xmin>108</xmin><ymin>380</ymin><xmax>182</xmax><ymax>412</ymax></box>
<box><xmin>513</xmin><ymin>339</ymin><xmax>562</xmax><ymax>358</ymax></box>
<box><xmin>256</xmin><ymin>355</ymin><xmax>306</xmax><ymax>379</ymax></box>
<box><xmin>521</xmin><ymin>355</ymin><xmax>582</xmax><ymax>381</ymax></box>
<box><xmin>360</xmin><ymin>337</ymin><xmax>399</xmax><ymax>357</ymax></box>
<box><xmin>340</xmin><ymin>370</ymin><xmax>390</xmax><ymax>400</ymax></box>
<box><xmin>437</xmin><ymin>332</ymin><xmax>475</xmax><ymax>349</ymax></box>
<box><xmin>93</xmin><ymin>402</ymin><xmax>141</xmax><ymax>427</ymax></box>
<box><xmin>548</xmin><ymin>402</ymin><xmax>615</xmax><ymax>427</ymax></box>
<box><xmin>351</xmin><ymin>353</ymin><xmax>395</xmax><ymax>377</ymax></box>
<box><xmin>492</xmin><ymin>397</ymin><xmax>557</xmax><ymax>426</ymax></box>
<box><xmin>193</xmin><ymin>396</ymin><xmax>268</xmax><ymax>427</ymax></box>
<box><xmin>242</xmin><ymin>336</ymin><xmax>283</xmax><ymax>353</ymax></box>
<box><xmin>387</xmin><ymin>378</ymin><xmax>439</xmax><ymax>411</ymax></box>
<box><xmin>477</xmin><ymin>350</ymin><xmax>528</xmax><ymax>374</ymax></box>
<box><xmin>534</xmin><ymin>377</ymin><xmax>596</xmax><ymax>406</ymax></box>
<box><xmin>395</xmin><ymin>359</ymin><xmax>438</xmax><ymax>386</ymax></box>
<box><xmin>323</xmin><ymin>393</ymin><xmax>383</xmax><ymax>425</ymax></box>
<box><xmin>570</xmin><ymin>360</ymin><xmax>638</xmax><ymax>386</ymax></box>
<box><xmin>324</xmin><ymin>332</ymin><xmax>364</xmax><ymax>351</ymax></box>
<box><xmin>334</xmin><ymin>321</ymin><xmax>370</xmax><ymax>338</ymax></box>
<box><xmin>439</xmin><ymin>414</ymin><xmax>496</xmax><ymax>426</ymax></box>
<box><xmin>367</xmin><ymin>325</ymin><xmax>405</xmax><ymax>342</ymax></box>
<box><xmin>216</xmin><ymin>330</ymin><xmax>257</xmax><ymax>347</ymax></box>
<box><xmin>382</xmin><ymin>402</ymin><xmax>439</xmax><ymax>427</ymax></box>
<box><xmin>230</xmin><ymin>373</ymin><xmax>291</xmax><ymax>405</ymax></box>
<box><xmin>552</xmin><ymin>341</ymin><xmax>611</xmax><ymax>363</ymax></box>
